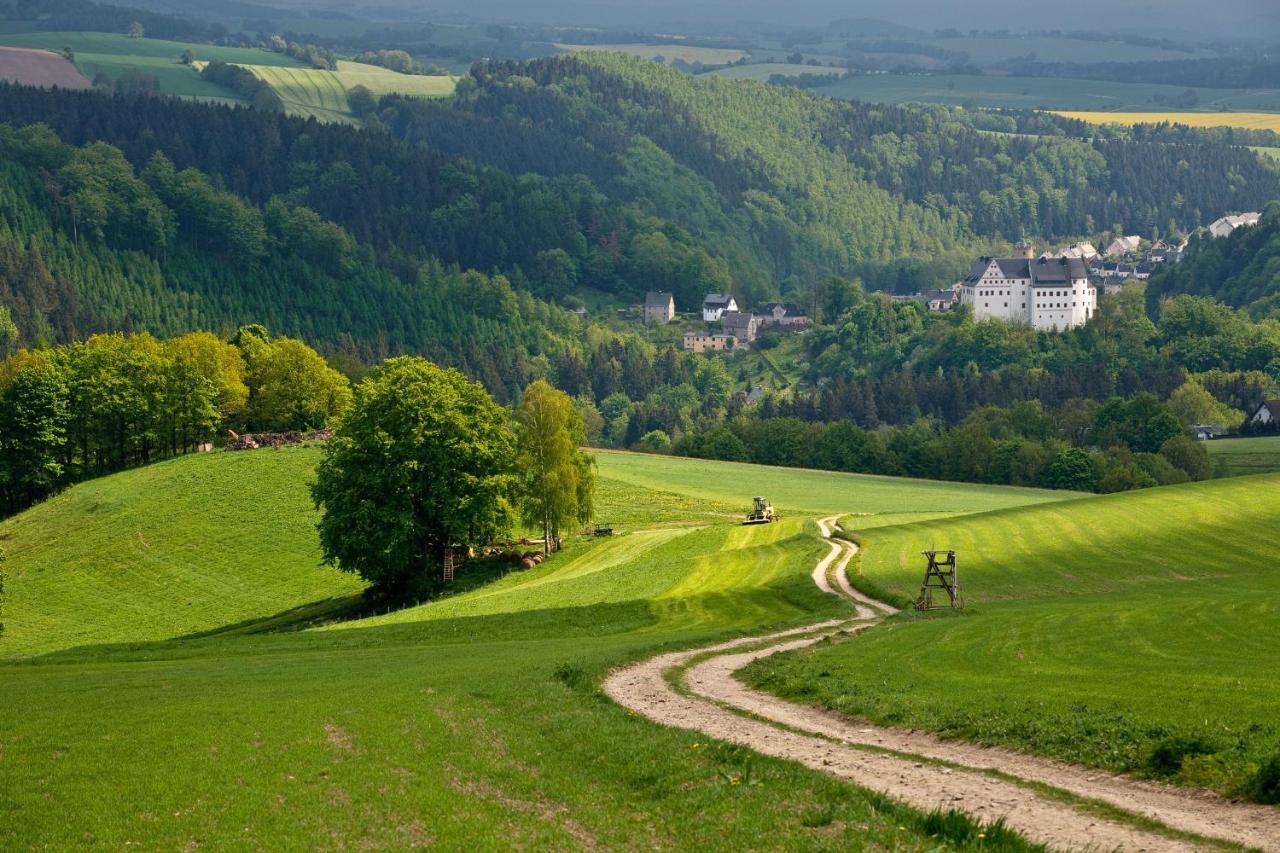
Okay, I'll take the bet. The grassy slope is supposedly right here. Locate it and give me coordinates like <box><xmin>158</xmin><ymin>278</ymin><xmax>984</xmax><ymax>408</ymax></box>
<box><xmin>811</xmin><ymin>73</ymin><xmax>1280</xmax><ymax>113</ymax></box>
<box><xmin>593</xmin><ymin>448</ymin><xmax>1077</xmax><ymax>517</ymax></box>
<box><xmin>0</xmin><ymin>32</ymin><xmax>300</xmax><ymax>102</ymax></box>
<box><xmin>0</xmin><ymin>448</ymin><xmax>1061</xmax><ymax>848</ymax></box>
<box><xmin>1207</xmin><ymin>434</ymin><xmax>1280</xmax><ymax>476</ymax></box>
<box><xmin>332</xmin><ymin>60</ymin><xmax>455</xmax><ymax>98</ymax></box>
<box><xmin>744</xmin><ymin>474</ymin><xmax>1280</xmax><ymax>798</ymax></box>
<box><xmin>0</xmin><ymin>446</ymin><xmax>362</xmax><ymax>656</ymax></box>
<box><xmin>554</xmin><ymin>43</ymin><xmax>748</xmax><ymax>64</ymax></box>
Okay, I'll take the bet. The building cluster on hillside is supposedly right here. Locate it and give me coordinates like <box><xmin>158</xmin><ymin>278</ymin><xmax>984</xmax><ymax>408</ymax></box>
<box><xmin>930</xmin><ymin>229</ymin><xmax>1201</xmax><ymax>321</ymax></box>
<box><xmin>639</xmin><ymin>291</ymin><xmax>811</xmax><ymax>352</ymax></box>
<box><xmin>957</xmin><ymin>240</ymin><xmax>1096</xmax><ymax>332</ymax></box>
<box><xmin>1209</xmin><ymin>212</ymin><xmax>1260</xmax><ymax>239</ymax></box>
<box><xmin>654</xmin><ymin>210</ymin><xmax>1265</xmax><ymax>346</ymax></box>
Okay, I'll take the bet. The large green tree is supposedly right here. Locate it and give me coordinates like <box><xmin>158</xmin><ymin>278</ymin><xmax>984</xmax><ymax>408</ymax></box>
<box><xmin>0</xmin><ymin>362</ymin><xmax>68</xmax><ymax>513</ymax></box>
<box><xmin>312</xmin><ymin>357</ymin><xmax>515</xmax><ymax>595</ymax></box>
<box><xmin>514</xmin><ymin>380</ymin><xmax>595</xmax><ymax>554</ymax></box>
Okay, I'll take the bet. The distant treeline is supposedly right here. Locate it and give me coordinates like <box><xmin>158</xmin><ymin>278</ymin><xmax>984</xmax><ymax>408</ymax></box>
<box><xmin>668</xmin><ymin>395</ymin><xmax>1212</xmax><ymax>494</ymax></box>
<box><xmin>1001</xmin><ymin>58</ymin><xmax>1280</xmax><ymax>91</ymax></box>
<box><xmin>0</xmin><ymin>0</ymin><xmax>233</xmax><ymax>42</ymax></box>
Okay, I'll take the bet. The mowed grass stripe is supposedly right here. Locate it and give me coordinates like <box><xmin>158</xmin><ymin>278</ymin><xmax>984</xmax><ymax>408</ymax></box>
<box><xmin>747</xmin><ymin>474</ymin><xmax>1280</xmax><ymax>797</ymax></box>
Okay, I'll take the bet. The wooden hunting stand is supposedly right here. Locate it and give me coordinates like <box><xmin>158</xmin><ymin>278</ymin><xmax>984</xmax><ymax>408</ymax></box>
<box><xmin>442</xmin><ymin>551</ymin><xmax>455</xmax><ymax>583</ymax></box>
<box><xmin>915</xmin><ymin>550</ymin><xmax>962</xmax><ymax>610</ymax></box>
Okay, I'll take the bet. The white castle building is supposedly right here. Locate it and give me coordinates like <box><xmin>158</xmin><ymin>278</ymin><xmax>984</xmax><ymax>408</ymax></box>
<box><xmin>958</xmin><ymin>243</ymin><xmax>1096</xmax><ymax>331</ymax></box>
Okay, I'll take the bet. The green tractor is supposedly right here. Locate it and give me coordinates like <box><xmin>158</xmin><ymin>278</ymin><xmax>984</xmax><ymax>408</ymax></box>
<box><xmin>742</xmin><ymin>495</ymin><xmax>778</xmax><ymax>525</ymax></box>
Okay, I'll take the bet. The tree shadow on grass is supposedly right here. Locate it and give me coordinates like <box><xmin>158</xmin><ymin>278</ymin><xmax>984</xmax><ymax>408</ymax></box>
<box><xmin>18</xmin><ymin>600</ymin><xmax>662</xmax><ymax>667</ymax></box>
<box><xmin>179</xmin><ymin>554</ymin><xmax>523</xmax><ymax>640</ymax></box>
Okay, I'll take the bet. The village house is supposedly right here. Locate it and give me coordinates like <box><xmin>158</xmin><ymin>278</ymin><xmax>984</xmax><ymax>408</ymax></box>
<box><xmin>755</xmin><ymin>302</ymin><xmax>811</xmax><ymax>328</ymax></box>
<box><xmin>1251</xmin><ymin>399</ymin><xmax>1280</xmax><ymax>427</ymax></box>
<box><xmin>643</xmin><ymin>291</ymin><xmax>675</xmax><ymax>324</ymax></box>
<box><xmin>958</xmin><ymin>246</ymin><xmax>1096</xmax><ymax>332</ymax></box>
<box><xmin>1098</xmin><ymin>277</ymin><xmax>1132</xmax><ymax>296</ymax></box>
<box><xmin>1103</xmin><ymin>235</ymin><xmax>1142</xmax><ymax>258</ymax></box>
<box><xmin>720</xmin><ymin>310</ymin><xmax>760</xmax><ymax>344</ymax></box>
<box><xmin>701</xmin><ymin>293</ymin><xmax>738</xmax><ymax>322</ymax></box>
<box><xmin>1209</xmin><ymin>212</ymin><xmax>1260</xmax><ymax>239</ymax></box>
<box><xmin>1145</xmin><ymin>239</ymin><xmax>1186</xmax><ymax>264</ymax></box>
<box><xmin>683</xmin><ymin>331</ymin><xmax>736</xmax><ymax>353</ymax></box>
<box><xmin>923</xmin><ymin>288</ymin><xmax>957</xmax><ymax>311</ymax></box>
<box><xmin>1067</xmin><ymin>241</ymin><xmax>1099</xmax><ymax>260</ymax></box>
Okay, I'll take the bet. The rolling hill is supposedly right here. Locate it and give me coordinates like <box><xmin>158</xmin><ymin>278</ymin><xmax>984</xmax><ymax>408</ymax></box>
<box><xmin>0</xmin><ymin>448</ymin><xmax>1066</xmax><ymax>848</ymax></box>
<box><xmin>2</xmin><ymin>441</ymin><xmax>1276</xmax><ymax>845</ymax></box>
<box><xmin>0</xmin><ymin>31</ymin><xmax>301</xmax><ymax>102</ymax></box>
<box><xmin>745</xmin><ymin>473</ymin><xmax>1280</xmax><ymax>800</ymax></box>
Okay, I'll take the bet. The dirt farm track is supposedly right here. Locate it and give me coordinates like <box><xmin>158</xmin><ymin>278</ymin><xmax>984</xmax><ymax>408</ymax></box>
<box><xmin>0</xmin><ymin>47</ymin><xmax>90</xmax><ymax>89</ymax></box>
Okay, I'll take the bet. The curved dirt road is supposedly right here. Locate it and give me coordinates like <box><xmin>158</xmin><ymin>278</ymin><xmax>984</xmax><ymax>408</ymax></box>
<box><xmin>603</xmin><ymin>517</ymin><xmax>1280</xmax><ymax>851</ymax></box>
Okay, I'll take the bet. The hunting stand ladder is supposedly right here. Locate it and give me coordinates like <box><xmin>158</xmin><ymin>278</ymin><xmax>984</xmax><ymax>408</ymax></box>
<box><xmin>442</xmin><ymin>551</ymin><xmax>455</xmax><ymax>583</ymax></box>
<box><xmin>915</xmin><ymin>549</ymin><xmax>963</xmax><ymax>610</ymax></box>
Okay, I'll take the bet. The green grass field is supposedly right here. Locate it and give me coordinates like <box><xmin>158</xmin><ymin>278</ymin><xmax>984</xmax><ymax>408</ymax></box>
<box><xmin>0</xmin><ymin>448</ymin><xmax>1062</xmax><ymax>848</ymax></box>
<box><xmin>241</xmin><ymin>64</ymin><xmax>354</xmax><ymax>123</ymax></box>
<box><xmin>332</xmin><ymin>60</ymin><xmax>455</xmax><ymax>98</ymax></box>
<box><xmin>909</xmin><ymin>36</ymin><xmax>1209</xmax><ymax>66</ymax></box>
<box><xmin>810</xmin><ymin>73</ymin><xmax>1280</xmax><ymax>113</ymax></box>
<box><xmin>554</xmin><ymin>42</ymin><xmax>748</xmax><ymax>65</ymax></box>
<box><xmin>0</xmin><ymin>32</ymin><xmax>300</xmax><ymax>102</ymax></box>
<box><xmin>744</xmin><ymin>474</ymin><xmax>1280</xmax><ymax>800</ymax></box>
<box><xmin>1207</xmin><ymin>435</ymin><xmax>1280</xmax><ymax>476</ymax></box>
<box><xmin>711</xmin><ymin>62</ymin><xmax>844</xmax><ymax>81</ymax></box>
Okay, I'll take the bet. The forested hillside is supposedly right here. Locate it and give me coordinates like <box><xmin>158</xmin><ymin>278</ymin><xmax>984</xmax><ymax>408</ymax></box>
<box><xmin>1147</xmin><ymin>203</ymin><xmax>1280</xmax><ymax>316</ymax></box>
<box><xmin>393</xmin><ymin>53</ymin><xmax>1279</xmax><ymax>293</ymax></box>
<box><xmin>2</xmin><ymin>54</ymin><xmax>1277</xmax><ymax>308</ymax></box>
<box><xmin>0</xmin><ymin>122</ymin><xmax>606</xmax><ymax>401</ymax></box>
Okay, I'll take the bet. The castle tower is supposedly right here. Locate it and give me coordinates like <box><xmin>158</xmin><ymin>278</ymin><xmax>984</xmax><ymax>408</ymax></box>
<box><xmin>1013</xmin><ymin>238</ymin><xmax>1034</xmax><ymax>259</ymax></box>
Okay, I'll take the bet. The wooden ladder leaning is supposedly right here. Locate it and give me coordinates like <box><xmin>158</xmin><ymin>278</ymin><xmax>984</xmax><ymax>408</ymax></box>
<box><xmin>442</xmin><ymin>551</ymin><xmax>455</xmax><ymax>583</ymax></box>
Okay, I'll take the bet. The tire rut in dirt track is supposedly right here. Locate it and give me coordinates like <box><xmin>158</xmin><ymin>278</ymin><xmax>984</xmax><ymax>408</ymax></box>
<box><xmin>603</xmin><ymin>515</ymin><xmax>1279</xmax><ymax>851</ymax></box>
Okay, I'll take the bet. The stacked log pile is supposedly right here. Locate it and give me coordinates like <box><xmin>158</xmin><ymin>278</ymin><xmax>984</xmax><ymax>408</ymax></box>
<box><xmin>225</xmin><ymin>429</ymin><xmax>333</xmax><ymax>450</ymax></box>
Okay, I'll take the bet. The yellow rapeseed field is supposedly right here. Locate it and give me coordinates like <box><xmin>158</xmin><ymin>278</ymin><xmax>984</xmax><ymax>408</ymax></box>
<box><xmin>1054</xmin><ymin>110</ymin><xmax>1280</xmax><ymax>132</ymax></box>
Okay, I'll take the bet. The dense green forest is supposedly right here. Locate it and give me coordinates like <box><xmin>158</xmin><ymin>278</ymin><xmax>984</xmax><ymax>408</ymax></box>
<box><xmin>0</xmin><ymin>75</ymin><xmax>1278</xmax><ymax>505</ymax></box>
<box><xmin>396</xmin><ymin>54</ymin><xmax>1278</xmax><ymax>294</ymax></box>
<box><xmin>1147</xmin><ymin>204</ymin><xmax>1280</xmax><ymax>317</ymax></box>
<box><xmin>1</xmin><ymin>53</ymin><xmax>1276</xmax><ymax>307</ymax></box>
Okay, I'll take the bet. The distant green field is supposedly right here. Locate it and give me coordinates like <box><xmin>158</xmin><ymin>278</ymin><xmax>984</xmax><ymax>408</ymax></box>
<box><xmin>910</xmin><ymin>35</ymin><xmax>1209</xmax><ymax>66</ymax></box>
<box><xmin>593</xmin><ymin>448</ymin><xmax>1077</xmax><ymax>517</ymax></box>
<box><xmin>242</xmin><ymin>64</ymin><xmax>354</xmax><ymax>123</ymax></box>
<box><xmin>555</xmin><ymin>42</ymin><xmax>748</xmax><ymax>65</ymax></box>
<box><xmin>0</xmin><ymin>32</ymin><xmax>300</xmax><ymax>102</ymax></box>
<box><xmin>711</xmin><ymin>63</ymin><xmax>844</xmax><ymax>81</ymax></box>
<box><xmin>1252</xmin><ymin>146</ymin><xmax>1280</xmax><ymax>164</ymax></box>
<box><xmin>0</xmin><ymin>448</ymin><xmax>1060</xmax><ymax>848</ymax></box>
<box><xmin>1207</xmin><ymin>435</ymin><xmax>1280</xmax><ymax>476</ymax></box>
<box><xmin>332</xmin><ymin>60</ymin><xmax>455</xmax><ymax>98</ymax></box>
<box><xmin>812</xmin><ymin>72</ymin><xmax>1280</xmax><ymax>113</ymax></box>
<box><xmin>745</xmin><ymin>474</ymin><xmax>1280</xmax><ymax>799</ymax></box>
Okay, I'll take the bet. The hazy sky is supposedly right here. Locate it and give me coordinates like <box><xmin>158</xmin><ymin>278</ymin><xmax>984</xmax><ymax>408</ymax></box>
<box><xmin>390</xmin><ymin>0</ymin><xmax>1277</xmax><ymax>39</ymax></box>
